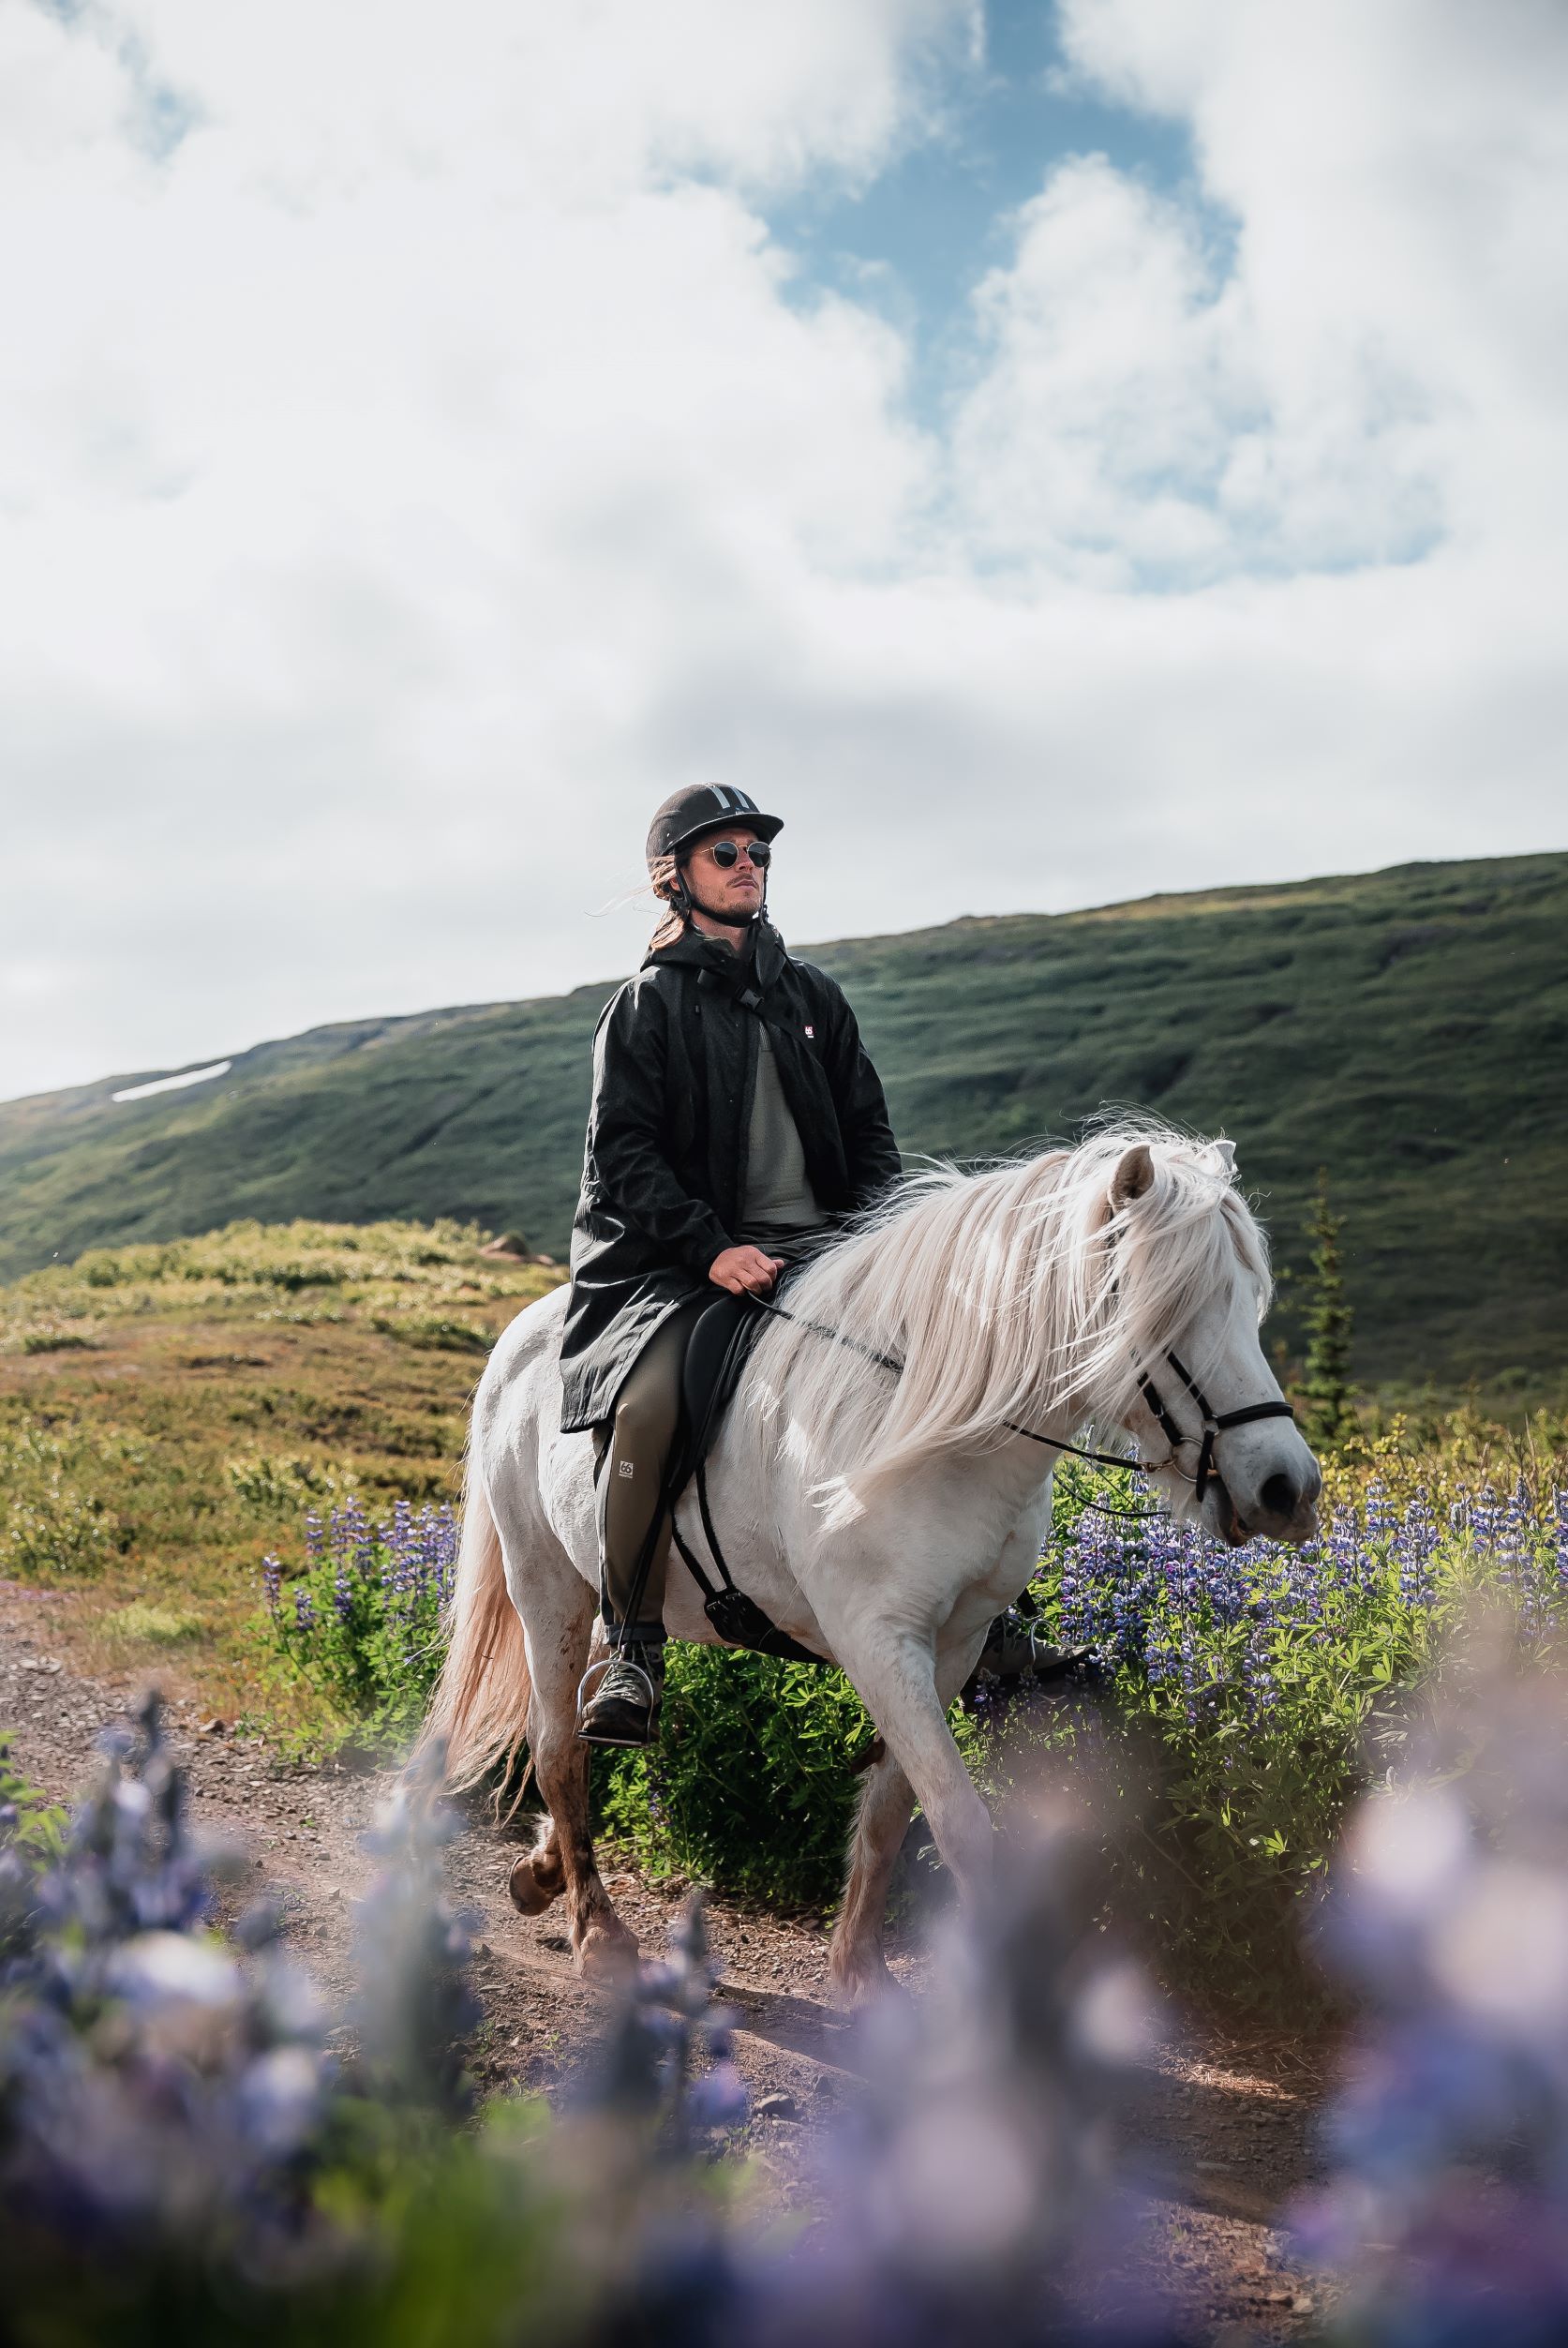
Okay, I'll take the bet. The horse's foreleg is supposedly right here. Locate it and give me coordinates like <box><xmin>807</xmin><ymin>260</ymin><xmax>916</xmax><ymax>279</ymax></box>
<box><xmin>828</xmin><ymin>1626</ymin><xmax>989</xmax><ymax>2003</ymax></box>
<box><xmin>828</xmin><ymin>1747</ymin><xmax>914</xmax><ymax>2006</ymax></box>
<box><xmin>516</xmin><ymin>1570</ymin><xmax>638</xmax><ymax>1981</ymax></box>
<box><xmin>830</xmin><ymin>1627</ymin><xmax>994</xmax><ymax>1909</ymax></box>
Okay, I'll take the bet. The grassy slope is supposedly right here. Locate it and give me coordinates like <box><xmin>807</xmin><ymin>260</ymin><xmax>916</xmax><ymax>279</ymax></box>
<box><xmin>1</xmin><ymin>850</ymin><xmax>1563</xmax><ymax>1395</ymax></box>
<box><xmin>0</xmin><ymin>1221</ymin><xmax>560</xmax><ymax>1732</ymax></box>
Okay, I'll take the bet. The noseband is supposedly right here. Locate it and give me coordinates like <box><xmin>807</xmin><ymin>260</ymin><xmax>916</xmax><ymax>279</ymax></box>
<box><xmin>1132</xmin><ymin>1352</ymin><xmax>1296</xmax><ymax>1503</ymax></box>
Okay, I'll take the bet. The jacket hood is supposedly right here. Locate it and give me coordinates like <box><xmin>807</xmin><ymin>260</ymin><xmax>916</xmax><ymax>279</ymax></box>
<box><xmin>644</xmin><ymin>918</ymin><xmax>787</xmax><ymax>991</ymax></box>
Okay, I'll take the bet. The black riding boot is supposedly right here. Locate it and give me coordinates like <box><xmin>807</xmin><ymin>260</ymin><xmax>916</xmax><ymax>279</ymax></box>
<box><xmin>978</xmin><ymin>1608</ymin><xmax>1092</xmax><ymax>1682</ymax></box>
<box><xmin>576</xmin><ymin>1634</ymin><xmax>666</xmax><ymax>1748</ymax></box>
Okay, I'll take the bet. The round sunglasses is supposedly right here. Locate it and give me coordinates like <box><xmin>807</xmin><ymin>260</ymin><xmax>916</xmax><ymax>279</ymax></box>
<box><xmin>698</xmin><ymin>836</ymin><xmax>772</xmax><ymax>869</ymax></box>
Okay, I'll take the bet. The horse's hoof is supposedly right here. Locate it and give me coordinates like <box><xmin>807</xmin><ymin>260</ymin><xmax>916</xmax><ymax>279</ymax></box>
<box><xmin>825</xmin><ymin>1954</ymin><xmax>900</xmax><ymax>2012</ymax></box>
<box><xmin>508</xmin><ymin>1853</ymin><xmax>560</xmax><ymax>1916</ymax></box>
<box><xmin>576</xmin><ymin>1921</ymin><xmax>639</xmax><ymax>1982</ymax></box>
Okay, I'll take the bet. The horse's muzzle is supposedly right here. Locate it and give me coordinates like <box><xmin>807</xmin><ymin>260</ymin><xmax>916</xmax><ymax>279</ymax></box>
<box><xmin>1217</xmin><ymin>1460</ymin><xmax>1322</xmax><ymax>1548</ymax></box>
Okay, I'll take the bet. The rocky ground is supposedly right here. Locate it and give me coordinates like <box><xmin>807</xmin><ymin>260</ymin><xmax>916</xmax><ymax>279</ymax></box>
<box><xmin>2</xmin><ymin>1579</ymin><xmax>1328</xmax><ymax>2340</ymax></box>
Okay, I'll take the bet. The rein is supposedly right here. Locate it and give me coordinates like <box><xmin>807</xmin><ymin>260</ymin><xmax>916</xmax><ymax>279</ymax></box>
<box><xmin>742</xmin><ymin>1290</ymin><xmax>1295</xmax><ymax>1513</ymax></box>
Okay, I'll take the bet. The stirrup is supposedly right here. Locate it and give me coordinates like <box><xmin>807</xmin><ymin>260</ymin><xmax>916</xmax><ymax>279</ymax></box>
<box><xmin>575</xmin><ymin>1649</ymin><xmax>662</xmax><ymax>1748</ymax></box>
<box><xmin>978</xmin><ymin>1612</ymin><xmax>1047</xmax><ymax>1680</ymax></box>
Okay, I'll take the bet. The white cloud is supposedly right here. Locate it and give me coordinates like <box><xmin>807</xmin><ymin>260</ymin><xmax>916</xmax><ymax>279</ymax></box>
<box><xmin>0</xmin><ymin>0</ymin><xmax>1563</xmax><ymax>1102</ymax></box>
<box><xmin>950</xmin><ymin>154</ymin><xmax>1447</xmax><ymax>582</ymax></box>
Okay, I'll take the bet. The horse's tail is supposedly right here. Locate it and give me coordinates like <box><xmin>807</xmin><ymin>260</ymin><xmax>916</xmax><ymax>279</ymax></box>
<box><xmin>421</xmin><ymin>1452</ymin><xmax>532</xmax><ymax>1812</ymax></box>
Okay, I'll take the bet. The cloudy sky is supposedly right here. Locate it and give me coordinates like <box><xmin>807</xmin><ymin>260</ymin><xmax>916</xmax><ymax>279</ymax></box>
<box><xmin>4</xmin><ymin>0</ymin><xmax>1564</xmax><ymax>1102</ymax></box>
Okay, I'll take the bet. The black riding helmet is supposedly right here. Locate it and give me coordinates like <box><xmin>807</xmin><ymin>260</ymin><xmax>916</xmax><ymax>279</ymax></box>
<box><xmin>645</xmin><ymin>783</ymin><xmax>784</xmax><ymax>873</ymax></box>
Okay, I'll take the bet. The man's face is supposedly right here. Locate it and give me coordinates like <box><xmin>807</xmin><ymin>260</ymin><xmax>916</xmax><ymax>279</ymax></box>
<box><xmin>683</xmin><ymin>827</ymin><xmax>766</xmax><ymax>922</ymax></box>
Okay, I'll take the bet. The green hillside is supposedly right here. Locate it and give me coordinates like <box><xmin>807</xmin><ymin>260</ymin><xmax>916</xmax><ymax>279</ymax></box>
<box><xmin>2</xmin><ymin>851</ymin><xmax>1563</xmax><ymax>1399</ymax></box>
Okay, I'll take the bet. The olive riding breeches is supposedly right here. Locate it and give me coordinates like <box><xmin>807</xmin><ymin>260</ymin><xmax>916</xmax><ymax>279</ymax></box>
<box><xmin>595</xmin><ymin>1296</ymin><xmax>709</xmax><ymax>1639</ymax></box>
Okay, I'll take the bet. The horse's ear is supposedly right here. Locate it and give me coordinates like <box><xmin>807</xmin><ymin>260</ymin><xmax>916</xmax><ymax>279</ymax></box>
<box><xmin>1202</xmin><ymin>1138</ymin><xmax>1238</xmax><ymax>1181</ymax></box>
<box><xmin>1109</xmin><ymin>1143</ymin><xmax>1156</xmax><ymax>1209</ymax></box>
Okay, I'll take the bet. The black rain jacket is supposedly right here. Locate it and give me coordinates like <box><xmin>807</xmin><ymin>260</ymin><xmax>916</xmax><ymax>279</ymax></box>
<box><xmin>559</xmin><ymin>919</ymin><xmax>901</xmax><ymax>1432</ymax></box>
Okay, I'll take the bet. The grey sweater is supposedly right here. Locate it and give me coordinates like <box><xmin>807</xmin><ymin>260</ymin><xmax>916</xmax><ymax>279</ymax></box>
<box><xmin>740</xmin><ymin>1025</ymin><xmax>829</xmax><ymax>1234</ymax></box>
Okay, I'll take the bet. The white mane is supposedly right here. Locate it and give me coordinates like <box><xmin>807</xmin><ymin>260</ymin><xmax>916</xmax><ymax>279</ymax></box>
<box><xmin>751</xmin><ymin>1124</ymin><xmax>1272</xmax><ymax>1501</ymax></box>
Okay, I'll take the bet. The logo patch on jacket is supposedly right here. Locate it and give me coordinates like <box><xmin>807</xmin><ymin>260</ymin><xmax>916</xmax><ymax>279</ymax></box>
<box><xmin>804</xmin><ymin>1024</ymin><xmax>814</xmax><ymax>1039</ymax></box>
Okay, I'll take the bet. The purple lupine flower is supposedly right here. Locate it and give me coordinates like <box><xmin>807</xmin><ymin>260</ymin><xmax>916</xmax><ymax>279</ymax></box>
<box><xmin>1396</xmin><ymin>1489</ymin><xmax>1440</xmax><ymax>1608</ymax></box>
<box><xmin>351</xmin><ymin>1740</ymin><xmax>481</xmax><ymax>2117</ymax></box>
<box><xmin>1295</xmin><ymin>1643</ymin><xmax>1568</xmax><ymax>2344</ymax></box>
<box><xmin>262</xmin><ymin>1553</ymin><xmax>283</xmax><ymax>1614</ymax></box>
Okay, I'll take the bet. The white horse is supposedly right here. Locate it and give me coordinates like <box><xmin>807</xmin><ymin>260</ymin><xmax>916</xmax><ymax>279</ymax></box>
<box><xmin>424</xmin><ymin>1127</ymin><xmax>1321</xmax><ymax>2003</ymax></box>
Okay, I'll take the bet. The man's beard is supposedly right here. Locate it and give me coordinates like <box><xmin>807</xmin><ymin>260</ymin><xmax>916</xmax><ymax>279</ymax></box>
<box><xmin>689</xmin><ymin>884</ymin><xmax>763</xmax><ymax>930</ymax></box>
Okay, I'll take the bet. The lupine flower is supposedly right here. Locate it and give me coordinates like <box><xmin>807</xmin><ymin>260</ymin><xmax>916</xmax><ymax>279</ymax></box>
<box><xmin>262</xmin><ymin>1500</ymin><xmax>463</xmax><ymax>1740</ymax></box>
<box><xmin>0</xmin><ymin>1696</ymin><xmax>332</xmax><ymax>2279</ymax></box>
<box><xmin>351</xmin><ymin>1738</ymin><xmax>482</xmax><ymax>2119</ymax></box>
<box><xmin>590</xmin><ymin>1893</ymin><xmax>749</xmax><ymax>2146</ymax></box>
<box><xmin>1296</xmin><ymin>1629</ymin><xmax>1568</xmax><ymax>2346</ymax></box>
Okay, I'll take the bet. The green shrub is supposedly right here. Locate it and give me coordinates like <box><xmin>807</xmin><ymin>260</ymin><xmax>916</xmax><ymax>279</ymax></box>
<box><xmin>101</xmin><ymin>1600</ymin><xmax>206</xmax><ymax>1646</ymax></box>
<box><xmin>0</xmin><ymin>1740</ymin><xmax>65</xmax><ymax>1888</ymax></box>
<box><xmin>1014</xmin><ymin>1446</ymin><xmax>1568</xmax><ymax>2003</ymax></box>
<box><xmin>599</xmin><ymin>1650</ymin><xmax>894</xmax><ymax>1909</ymax></box>
<box><xmin>227</xmin><ymin>1451</ymin><xmax>335</xmax><ymax>1509</ymax></box>
<box><xmin>0</xmin><ymin>1424</ymin><xmax>122</xmax><ymax>1578</ymax></box>
<box><xmin>263</xmin><ymin>1501</ymin><xmax>455</xmax><ymax>1742</ymax></box>
<box><xmin>371</xmin><ymin>1314</ymin><xmax>493</xmax><ymax>1353</ymax></box>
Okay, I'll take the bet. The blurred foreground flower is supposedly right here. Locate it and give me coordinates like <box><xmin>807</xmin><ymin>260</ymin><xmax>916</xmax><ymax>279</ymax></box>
<box><xmin>1299</xmin><ymin>1620</ymin><xmax>1568</xmax><ymax>2344</ymax></box>
<box><xmin>0</xmin><ymin>1695</ymin><xmax>1189</xmax><ymax>2346</ymax></box>
<box><xmin>351</xmin><ymin>1736</ymin><xmax>482</xmax><ymax>2119</ymax></box>
<box><xmin>0</xmin><ymin>1695</ymin><xmax>336</xmax><ymax>2311</ymax></box>
<box><xmin>759</xmin><ymin>1805</ymin><xmax>1172</xmax><ymax>2348</ymax></box>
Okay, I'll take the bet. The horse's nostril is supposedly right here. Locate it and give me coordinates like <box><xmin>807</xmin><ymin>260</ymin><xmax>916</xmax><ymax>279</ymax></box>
<box><xmin>1260</xmin><ymin>1472</ymin><xmax>1297</xmax><ymax>1521</ymax></box>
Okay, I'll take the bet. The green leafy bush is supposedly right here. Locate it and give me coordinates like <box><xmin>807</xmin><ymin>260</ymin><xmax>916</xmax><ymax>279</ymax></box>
<box><xmin>1015</xmin><ymin>1448</ymin><xmax>1568</xmax><ymax>2001</ymax></box>
<box><xmin>102</xmin><ymin>1600</ymin><xmax>207</xmax><ymax>1647</ymax></box>
<box><xmin>0</xmin><ymin>1424</ymin><xmax>124</xmax><ymax>1578</ymax></box>
<box><xmin>0</xmin><ymin>1740</ymin><xmax>65</xmax><ymax>1884</ymax></box>
<box><xmin>597</xmin><ymin>1647</ymin><xmax>977</xmax><ymax>1910</ymax></box>
<box><xmin>258</xmin><ymin>1424</ymin><xmax>1568</xmax><ymax>1984</ymax></box>
<box><xmin>263</xmin><ymin>1500</ymin><xmax>455</xmax><ymax>1742</ymax></box>
<box><xmin>227</xmin><ymin>1451</ymin><xmax>335</xmax><ymax>1510</ymax></box>
<box><xmin>370</xmin><ymin>1314</ymin><xmax>493</xmax><ymax>1353</ymax></box>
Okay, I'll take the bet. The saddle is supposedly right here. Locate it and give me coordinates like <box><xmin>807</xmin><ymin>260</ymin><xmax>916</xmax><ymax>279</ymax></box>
<box><xmin>657</xmin><ymin>1287</ymin><xmax>829</xmax><ymax>1668</ymax></box>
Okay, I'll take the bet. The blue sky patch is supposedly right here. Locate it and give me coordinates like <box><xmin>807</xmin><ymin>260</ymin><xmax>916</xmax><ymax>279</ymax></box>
<box><xmin>763</xmin><ymin>0</ymin><xmax>1195</xmax><ymax>425</ymax></box>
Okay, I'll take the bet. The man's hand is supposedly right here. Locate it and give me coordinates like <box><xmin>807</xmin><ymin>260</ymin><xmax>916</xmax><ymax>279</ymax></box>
<box><xmin>709</xmin><ymin>1244</ymin><xmax>784</xmax><ymax>1295</ymax></box>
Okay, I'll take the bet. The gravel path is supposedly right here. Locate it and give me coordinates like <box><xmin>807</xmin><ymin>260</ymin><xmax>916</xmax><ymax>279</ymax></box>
<box><xmin>2</xmin><ymin>1581</ymin><xmax>1327</xmax><ymax>2337</ymax></box>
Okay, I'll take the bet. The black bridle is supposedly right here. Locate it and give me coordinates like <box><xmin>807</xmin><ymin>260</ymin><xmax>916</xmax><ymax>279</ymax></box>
<box><xmin>1130</xmin><ymin>1353</ymin><xmax>1296</xmax><ymax>1503</ymax></box>
<box><xmin>743</xmin><ymin>1292</ymin><xmax>1296</xmax><ymax>1511</ymax></box>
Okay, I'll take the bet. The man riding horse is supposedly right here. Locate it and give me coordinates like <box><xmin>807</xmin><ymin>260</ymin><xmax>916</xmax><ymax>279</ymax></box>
<box><xmin>561</xmin><ymin>784</ymin><xmax>1038</xmax><ymax>1747</ymax></box>
<box><xmin>560</xmin><ymin>785</ymin><xmax>894</xmax><ymax>1743</ymax></box>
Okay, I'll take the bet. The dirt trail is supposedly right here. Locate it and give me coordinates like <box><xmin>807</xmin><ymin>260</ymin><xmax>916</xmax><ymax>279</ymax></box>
<box><xmin>1</xmin><ymin>1582</ymin><xmax>1326</xmax><ymax>2338</ymax></box>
